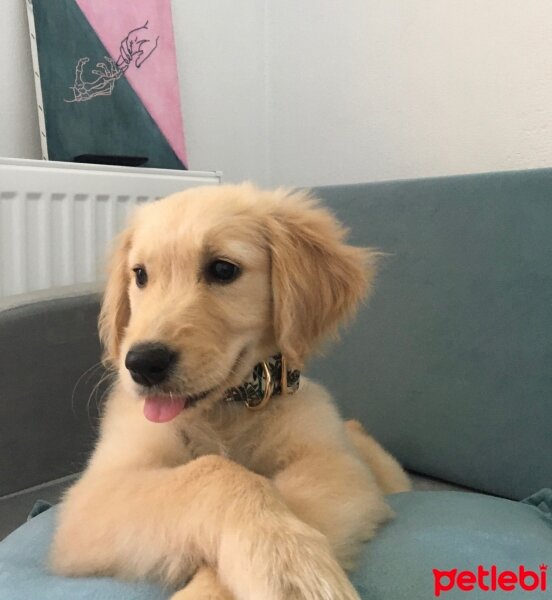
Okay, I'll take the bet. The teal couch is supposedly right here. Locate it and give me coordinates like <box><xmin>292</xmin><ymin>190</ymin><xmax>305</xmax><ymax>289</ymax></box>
<box><xmin>310</xmin><ymin>171</ymin><xmax>551</xmax><ymax>500</ymax></box>
<box><xmin>1</xmin><ymin>169</ymin><xmax>551</xmax><ymax>599</ymax></box>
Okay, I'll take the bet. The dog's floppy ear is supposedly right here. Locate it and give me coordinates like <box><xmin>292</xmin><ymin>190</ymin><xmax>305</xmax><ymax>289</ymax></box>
<box><xmin>98</xmin><ymin>227</ymin><xmax>133</xmax><ymax>367</ymax></box>
<box><xmin>267</xmin><ymin>190</ymin><xmax>378</xmax><ymax>368</ymax></box>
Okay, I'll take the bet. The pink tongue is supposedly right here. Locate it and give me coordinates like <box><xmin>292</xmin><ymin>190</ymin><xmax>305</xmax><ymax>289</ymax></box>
<box><xmin>143</xmin><ymin>395</ymin><xmax>186</xmax><ymax>423</ymax></box>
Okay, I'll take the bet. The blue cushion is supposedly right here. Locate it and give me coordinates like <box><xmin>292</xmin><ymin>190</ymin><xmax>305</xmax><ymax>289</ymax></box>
<box><xmin>351</xmin><ymin>490</ymin><xmax>552</xmax><ymax>599</ymax></box>
<box><xmin>1</xmin><ymin>491</ymin><xmax>550</xmax><ymax>599</ymax></box>
<box><xmin>0</xmin><ymin>503</ymin><xmax>168</xmax><ymax>600</ymax></box>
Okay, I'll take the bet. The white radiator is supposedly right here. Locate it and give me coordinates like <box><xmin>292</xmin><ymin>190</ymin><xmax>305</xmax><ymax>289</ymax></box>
<box><xmin>0</xmin><ymin>158</ymin><xmax>222</xmax><ymax>297</ymax></box>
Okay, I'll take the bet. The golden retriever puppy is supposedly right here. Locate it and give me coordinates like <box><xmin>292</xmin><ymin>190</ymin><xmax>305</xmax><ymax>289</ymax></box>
<box><xmin>51</xmin><ymin>184</ymin><xmax>410</xmax><ymax>600</ymax></box>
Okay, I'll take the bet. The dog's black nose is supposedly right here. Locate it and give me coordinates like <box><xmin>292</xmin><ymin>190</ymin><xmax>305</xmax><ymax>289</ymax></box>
<box><xmin>125</xmin><ymin>343</ymin><xmax>177</xmax><ymax>387</ymax></box>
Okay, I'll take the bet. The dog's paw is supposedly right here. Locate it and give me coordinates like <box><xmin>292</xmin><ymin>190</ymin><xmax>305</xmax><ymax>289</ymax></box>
<box><xmin>220</xmin><ymin>514</ymin><xmax>360</xmax><ymax>600</ymax></box>
<box><xmin>274</xmin><ymin>529</ymin><xmax>361</xmax><ymax>600</ymax></box>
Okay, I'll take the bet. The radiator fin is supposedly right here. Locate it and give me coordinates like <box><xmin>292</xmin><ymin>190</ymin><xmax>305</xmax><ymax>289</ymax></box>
<box><xmin>0</xmin><ymin>191</ymin><xmax>142</xmax><ymax>296</ymax></box>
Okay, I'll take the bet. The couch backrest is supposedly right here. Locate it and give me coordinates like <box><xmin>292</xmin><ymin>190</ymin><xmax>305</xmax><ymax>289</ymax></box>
<box><xmin>309</xmin><ymin>169</ymin><xmax>552</xmax><ymax>500</ymax></box>
<box><xmin>0</xmin><ymin>286</ymin><xmax>104</xmax><ymax>496</ymax></box>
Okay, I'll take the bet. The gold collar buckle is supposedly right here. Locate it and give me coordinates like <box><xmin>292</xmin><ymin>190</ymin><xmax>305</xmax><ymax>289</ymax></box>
<box><xmin>245</xmin><ymin>360</ymin><xmax>274</xmax><ymax>411</ymax></box>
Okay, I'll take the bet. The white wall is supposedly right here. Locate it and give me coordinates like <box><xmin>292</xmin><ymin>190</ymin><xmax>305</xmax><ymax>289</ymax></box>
<box><xmin>267</xmin><ymin>0</ymin><xmax>552</xmax><ymax>187</ymax></box>
<box><xmin>2</xmin><ymin>1</ymin><xmax>552</xmax><ymax>188</ymax></box>
<box><xmin>0</xmin><ymin>2</ymin><xmax>42</xmax><ymax>161</ymax></box>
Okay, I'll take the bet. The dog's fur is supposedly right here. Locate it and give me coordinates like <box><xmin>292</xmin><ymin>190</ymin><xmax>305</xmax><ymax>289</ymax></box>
<box><xmin>51</xmin><ymin>184</ymin><xmax>410</xmax><ymax>600</ymax></box>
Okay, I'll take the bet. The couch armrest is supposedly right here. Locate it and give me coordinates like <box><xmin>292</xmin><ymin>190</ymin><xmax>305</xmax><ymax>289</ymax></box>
<box><xmin>0</xmin><ymin>285</ymin><xmax>104</xmax><ymax>496</ymax></box>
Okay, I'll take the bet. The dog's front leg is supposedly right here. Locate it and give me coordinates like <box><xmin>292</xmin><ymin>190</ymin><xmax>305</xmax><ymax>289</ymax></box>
<box><xmin>274</xmin><ymin>447</ymin><xmax>394</xmax><ymax>571</ymax></box>
<box><xmin>52</xmin><ymin>454</ymin><xmax>360</xmax><ymax>600</ymax></box>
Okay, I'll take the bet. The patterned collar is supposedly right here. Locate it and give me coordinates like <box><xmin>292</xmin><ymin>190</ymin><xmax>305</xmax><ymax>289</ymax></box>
<box><xmin>224</xmin><ymin>353</ymin><xmax>301</xmax><ymax>410</ymax></box>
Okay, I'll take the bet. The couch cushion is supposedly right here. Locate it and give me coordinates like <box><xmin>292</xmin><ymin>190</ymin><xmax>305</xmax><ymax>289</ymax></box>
<box><xmin>351</xmin><ymin>489</ymin><xmax>552</xmax><ymax>599</ymax></box>
<box><xmin>0</xmin><ymin>503</ymin><xmax>167</xmax><ymax>600</ymax></box>
<box><xmin>1</xmin><ymin>490</ymin><xmax>550</xmax><ymax>599</ymax></box>
<box><xmin>310</xmin><ymin>171</ymin><xmax>552</xmax><ymax>499</ymax></box>
<box><xmin>0</xmin><ymin>477</ymin><xmax>75</xmax><ymax>541</ymax></box>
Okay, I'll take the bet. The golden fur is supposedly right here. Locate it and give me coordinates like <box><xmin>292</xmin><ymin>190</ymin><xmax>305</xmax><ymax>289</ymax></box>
<box><xmin>51</xmin><ymin>184</ymin><xmax>410</xmax><ymax>600</ymax></box>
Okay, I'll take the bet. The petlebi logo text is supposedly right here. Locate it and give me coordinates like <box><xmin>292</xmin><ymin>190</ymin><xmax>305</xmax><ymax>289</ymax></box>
<box><xmin>433</xmin><ymin>564</ymin><xmax>547</xmax><ymax>597</ymax></box>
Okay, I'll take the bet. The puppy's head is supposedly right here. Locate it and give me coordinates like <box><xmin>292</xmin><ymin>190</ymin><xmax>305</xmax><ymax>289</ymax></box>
<box><xmin>99</xmin><ymin>184</ymin><xmax>377</xmax><ymax>421</ymax></box>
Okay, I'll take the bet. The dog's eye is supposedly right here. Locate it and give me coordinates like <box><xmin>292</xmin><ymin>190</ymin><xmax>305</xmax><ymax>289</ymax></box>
<box><xmin>132</xmin><ymin>266</ymin><xmax>148</xmax><ymax>288</ymax></box>
<box><xmin>207</xmin><ymin>259</ymin><xmax>240</xmax><ymax>284</ymax></box>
